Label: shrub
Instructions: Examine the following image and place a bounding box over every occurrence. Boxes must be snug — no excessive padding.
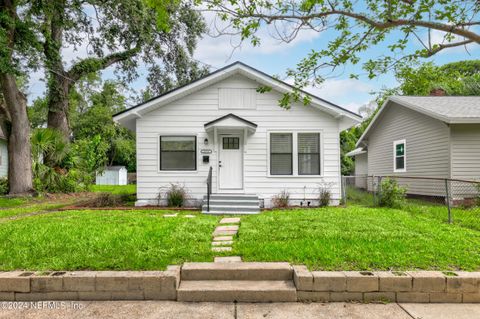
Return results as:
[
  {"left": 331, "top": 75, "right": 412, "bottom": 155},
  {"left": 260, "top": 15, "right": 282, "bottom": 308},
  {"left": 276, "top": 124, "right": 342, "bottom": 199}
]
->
[
  {"left": 85, "top": 192, "right": 134, "bottom": 207},
  {"left": 378, "top": 178, "right": 407, "bottom": 208},
  {"left": 319, "top": 187, "right": 331, "bottom": 207},
  {"left": 0, "top": 178, "right": 8, "bottom": 195},
  {"left": 476, "top": 184, "right": 480, "bottom": 207},
  {"left": 272, "top": 190, "right": 290, "bottom": 208},
  {"left": 158, "top": 183, "right": 189, "bottom": 207},
  {"left": 86, "top": 193, "right": 123, "bottom": 207}
]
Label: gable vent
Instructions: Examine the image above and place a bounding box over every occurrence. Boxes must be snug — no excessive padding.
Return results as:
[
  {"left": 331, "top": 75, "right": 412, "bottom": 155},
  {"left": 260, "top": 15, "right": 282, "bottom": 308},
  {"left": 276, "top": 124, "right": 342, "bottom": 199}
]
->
[{"left": 219, "top": 88, "right": 257, "bottom": 110}]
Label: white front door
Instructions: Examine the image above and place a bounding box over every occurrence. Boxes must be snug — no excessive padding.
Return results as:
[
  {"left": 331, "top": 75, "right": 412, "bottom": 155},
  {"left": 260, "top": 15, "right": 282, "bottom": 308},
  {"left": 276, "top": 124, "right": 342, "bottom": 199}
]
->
[{"left": 219, "top": 134, "right": 243, "bottom": 190}]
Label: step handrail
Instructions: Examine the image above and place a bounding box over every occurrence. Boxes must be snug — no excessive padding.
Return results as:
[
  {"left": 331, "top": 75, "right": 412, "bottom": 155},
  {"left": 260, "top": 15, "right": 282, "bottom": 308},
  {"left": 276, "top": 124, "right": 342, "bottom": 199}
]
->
[{"left": 206, "top": 166, "right": 213, "bottom": 212}]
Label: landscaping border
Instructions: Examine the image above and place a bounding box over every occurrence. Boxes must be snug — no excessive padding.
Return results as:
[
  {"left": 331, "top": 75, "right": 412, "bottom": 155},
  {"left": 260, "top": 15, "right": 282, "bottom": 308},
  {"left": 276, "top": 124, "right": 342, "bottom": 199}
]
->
[
  {"left": 293, "top": 266, "right": 480, "bottom": 303},
  {"left": 0, "top": 265, "right": 479, "bottom": 303},
  {"left": 0, "top": 267, "right": 180, "bottom": 301}
]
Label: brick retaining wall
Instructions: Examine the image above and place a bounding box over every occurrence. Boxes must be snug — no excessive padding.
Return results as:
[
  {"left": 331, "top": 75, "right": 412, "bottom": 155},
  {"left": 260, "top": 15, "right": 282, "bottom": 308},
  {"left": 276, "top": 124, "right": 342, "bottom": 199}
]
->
[
  {"left": 293, "top": 266, "right": 480, "bottom": 303},
  {"left": 0, "top": 266, "right": 180, "bottom": 301}
]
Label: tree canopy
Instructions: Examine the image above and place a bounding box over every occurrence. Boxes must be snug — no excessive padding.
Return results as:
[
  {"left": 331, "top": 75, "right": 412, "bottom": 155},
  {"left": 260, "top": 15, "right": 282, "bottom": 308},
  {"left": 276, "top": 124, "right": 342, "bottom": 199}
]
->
[{"left": 203, "top": 0, "right": 479, "bottom": 103}]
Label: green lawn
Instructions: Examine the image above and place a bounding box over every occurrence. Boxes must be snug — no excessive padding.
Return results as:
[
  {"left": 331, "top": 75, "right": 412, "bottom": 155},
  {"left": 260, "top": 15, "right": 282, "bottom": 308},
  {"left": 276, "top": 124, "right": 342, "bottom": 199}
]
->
[
  {"left": 0, "top": 197, "right": 30, "bottom": 208},
  {"left": 235, "top": 207, "right": 480, "bottom": 271},
  {"left": 90, "top": 185, "right": 136, "bottom": 195},
  {"left": 0, "top": 210, "right": 217, "bottom": 271},
  {"left": 0, "top": 187, "right": 479, "bottom": 271},
  {"left": 346, "top": 186, "right": 480, "bottom": 232}
]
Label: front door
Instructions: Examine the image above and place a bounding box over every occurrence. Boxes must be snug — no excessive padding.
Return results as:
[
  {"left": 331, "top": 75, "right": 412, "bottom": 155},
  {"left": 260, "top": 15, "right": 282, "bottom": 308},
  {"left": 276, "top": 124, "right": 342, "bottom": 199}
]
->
[{"left": 219, "top": 134, "right": 243, "bottom": 190}]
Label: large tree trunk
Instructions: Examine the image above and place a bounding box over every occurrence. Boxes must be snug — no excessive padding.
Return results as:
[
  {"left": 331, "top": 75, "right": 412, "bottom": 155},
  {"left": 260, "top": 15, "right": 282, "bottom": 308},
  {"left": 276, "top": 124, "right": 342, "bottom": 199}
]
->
[
  {"left": 0, "top": 75, "right": 34, "bottom": 195},
  {"left": 47, "top": 74, "right": 71, "bottom": 139}
]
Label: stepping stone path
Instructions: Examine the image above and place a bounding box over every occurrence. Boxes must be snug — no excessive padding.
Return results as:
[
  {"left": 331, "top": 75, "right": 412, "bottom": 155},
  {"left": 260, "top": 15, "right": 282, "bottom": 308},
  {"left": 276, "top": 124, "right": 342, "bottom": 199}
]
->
[
  {"left": 214, "top": 256, "right": 242, "bottom": 263},
  {"left": 163, "top": 213, "right": 178, "bottom": 218},
  {"left": 211, "top": 217, "right": 242, "bottom": 261}
]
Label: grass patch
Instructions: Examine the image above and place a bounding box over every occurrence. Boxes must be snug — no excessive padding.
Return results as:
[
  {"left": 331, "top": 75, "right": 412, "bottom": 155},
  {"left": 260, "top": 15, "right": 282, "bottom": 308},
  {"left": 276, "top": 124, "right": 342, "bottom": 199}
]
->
[
  {"left": 347, "top": 187, "right": 480, "bottom": 231},
  {"left": 0, "top": 197, "right": 29, "bottom": 209},
  {"left": 0, "top": 202, "right": 75, "bottom": 219},
  {"left": 0, "top": 210, "right": 217, "bottom": 270},
  {"left": 235, "top": 207, "right": 480, "bottom": 271},
  {"left": 90, "top": 185, "right": 136, "bottom": 195}
]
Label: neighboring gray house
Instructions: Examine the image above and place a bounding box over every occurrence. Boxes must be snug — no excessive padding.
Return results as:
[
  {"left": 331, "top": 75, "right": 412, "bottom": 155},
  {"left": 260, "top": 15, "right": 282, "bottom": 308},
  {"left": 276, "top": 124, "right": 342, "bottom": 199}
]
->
[
  {"left": 0, "top": 127, "right": 7, "bottom": 178},
  {"left": 348, "top": 96, "right": 480, "bottom": 198}
]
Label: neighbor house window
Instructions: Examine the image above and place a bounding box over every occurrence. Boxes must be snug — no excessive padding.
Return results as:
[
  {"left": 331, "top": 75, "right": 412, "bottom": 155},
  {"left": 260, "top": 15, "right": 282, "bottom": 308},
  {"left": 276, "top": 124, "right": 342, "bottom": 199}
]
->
[
  {"left": 270, "top": 133, "right": 293, "bottom": 175},
  {"left": 393, "top": 139, "right": 406, "bottom": 172},
  {"left": 298, "top": 133, "right": 320, "bottom": 175},
  {"left": 160, "top": 136, "right": 196, "bottom": 170}
]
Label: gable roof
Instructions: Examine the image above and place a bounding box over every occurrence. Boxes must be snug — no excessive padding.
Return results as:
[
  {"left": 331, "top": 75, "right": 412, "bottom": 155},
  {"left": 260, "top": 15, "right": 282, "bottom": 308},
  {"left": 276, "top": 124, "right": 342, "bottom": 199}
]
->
[
  {"left": 356, "top": 96, "right": 480, "bottom": 147},
  {"left": 113, "top": 61, "right": 361, "bottom": 131},
  {"left": 204, "top": 113, "right": 257, "bottom": 128}
]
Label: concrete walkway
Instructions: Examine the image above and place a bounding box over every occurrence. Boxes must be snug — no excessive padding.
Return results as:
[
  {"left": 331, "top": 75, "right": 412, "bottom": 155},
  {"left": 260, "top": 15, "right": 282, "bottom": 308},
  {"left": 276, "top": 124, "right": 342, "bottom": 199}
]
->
[{"left": 1, "top": 301, "right": 480, "bottom": 319}]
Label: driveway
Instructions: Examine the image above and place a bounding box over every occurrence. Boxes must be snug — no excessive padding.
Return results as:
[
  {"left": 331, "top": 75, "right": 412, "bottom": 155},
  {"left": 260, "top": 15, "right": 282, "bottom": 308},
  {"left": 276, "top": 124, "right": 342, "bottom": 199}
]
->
[{"left": 1, "top": 301, "right": 480, "bottom": 319}]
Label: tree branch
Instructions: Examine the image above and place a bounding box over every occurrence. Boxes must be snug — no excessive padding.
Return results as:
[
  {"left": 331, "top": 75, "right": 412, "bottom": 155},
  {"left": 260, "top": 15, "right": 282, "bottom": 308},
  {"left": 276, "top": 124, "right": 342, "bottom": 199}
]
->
[
  {"left": 234, "top": 9, "right": 480, "bottom": 43},
  {"left": 67, "top": 45, "right": 142, "bottom": 82}
]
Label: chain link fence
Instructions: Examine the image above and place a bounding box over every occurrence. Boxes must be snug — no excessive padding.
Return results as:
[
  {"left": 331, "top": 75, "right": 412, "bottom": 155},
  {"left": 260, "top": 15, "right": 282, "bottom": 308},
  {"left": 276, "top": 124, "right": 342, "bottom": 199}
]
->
[{"left": 342, "top": 175, "right": 480, "bottom": 230}]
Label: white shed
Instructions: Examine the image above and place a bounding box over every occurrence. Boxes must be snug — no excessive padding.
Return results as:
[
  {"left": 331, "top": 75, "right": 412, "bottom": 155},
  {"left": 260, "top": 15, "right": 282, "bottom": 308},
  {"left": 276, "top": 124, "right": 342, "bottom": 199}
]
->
[{"left": 96, "top": 166, "right": 128, "bottom": 185}]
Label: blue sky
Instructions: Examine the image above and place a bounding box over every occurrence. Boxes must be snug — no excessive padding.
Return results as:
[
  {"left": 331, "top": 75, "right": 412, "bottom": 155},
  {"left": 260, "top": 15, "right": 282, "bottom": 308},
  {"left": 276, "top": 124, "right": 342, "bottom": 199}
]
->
[
  {"left": 187, "top": 13, "right": 479, "bottom": 113},
  {"left": 27, "top": 10, "right": 479, "bottom": 114}
]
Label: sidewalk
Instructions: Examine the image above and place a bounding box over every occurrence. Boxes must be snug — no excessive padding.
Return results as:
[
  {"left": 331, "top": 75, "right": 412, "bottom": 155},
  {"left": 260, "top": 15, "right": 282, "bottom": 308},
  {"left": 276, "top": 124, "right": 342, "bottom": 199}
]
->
[{"left": 1, "top": 301, "right": 480, "bottom": 319}]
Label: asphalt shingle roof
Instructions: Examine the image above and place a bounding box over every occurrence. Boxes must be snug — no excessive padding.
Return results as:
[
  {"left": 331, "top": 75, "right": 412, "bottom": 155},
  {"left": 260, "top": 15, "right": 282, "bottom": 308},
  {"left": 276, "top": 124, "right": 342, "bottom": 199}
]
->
[{"left": 390, "top": 96, "right": 480, "bottom": 121}]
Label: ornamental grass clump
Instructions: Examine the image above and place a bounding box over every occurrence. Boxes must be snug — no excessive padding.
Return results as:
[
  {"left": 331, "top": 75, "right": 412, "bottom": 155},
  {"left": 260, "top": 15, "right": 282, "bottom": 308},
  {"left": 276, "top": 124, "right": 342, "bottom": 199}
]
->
[
  {"left": 159, "top": 183, "right": 189, "bottom": 207},
  {"left": 272, "top": 190, "right": 290, "bottom": 208}
]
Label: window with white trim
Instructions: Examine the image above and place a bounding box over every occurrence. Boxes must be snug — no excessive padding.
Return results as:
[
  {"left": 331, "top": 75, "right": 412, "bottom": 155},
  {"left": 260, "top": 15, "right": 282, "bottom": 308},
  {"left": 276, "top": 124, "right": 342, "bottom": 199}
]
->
[
  {"left": 298, "top": 133, "right": 321, "bottom": 175},
  {"left": 269, "top": 132, "right": 322, "bottom": 176},
  {"left": 160, "top": 136, "right": 196, "bottom": 171},
  {"left": 270, "top": 133, "right": 293, "bottom": 175},
  {"left": 393, "top": 139, "right": 406, "bottom": 172}
]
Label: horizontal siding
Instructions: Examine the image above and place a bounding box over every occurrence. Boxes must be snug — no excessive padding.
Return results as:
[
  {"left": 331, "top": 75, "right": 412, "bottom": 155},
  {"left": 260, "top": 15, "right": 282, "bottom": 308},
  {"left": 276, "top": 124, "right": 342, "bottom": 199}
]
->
[
  {"left": 0, "top": 140, "right": 7, "bottom": 178},
  {"left": 366, "top": 102, "right": 450, "bottom": 196},
  {"left": 450, "top": 124, "right": 480, "bottom": 181},
  {"left": 136, "top": 74, "right": 341, "bottom": 206}
]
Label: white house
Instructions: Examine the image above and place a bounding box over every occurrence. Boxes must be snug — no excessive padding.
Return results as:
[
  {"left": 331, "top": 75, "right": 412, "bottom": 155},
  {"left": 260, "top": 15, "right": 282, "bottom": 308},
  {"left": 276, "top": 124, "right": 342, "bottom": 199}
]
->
[
  {"left": 96, "top": 166, "right": 128, "bottom": 185},
  {"left": 0, "top": 127, "right": 7, "bottom": 178},
  {"left": 114, "top": 62, "right": 361, "bottom": 213}
]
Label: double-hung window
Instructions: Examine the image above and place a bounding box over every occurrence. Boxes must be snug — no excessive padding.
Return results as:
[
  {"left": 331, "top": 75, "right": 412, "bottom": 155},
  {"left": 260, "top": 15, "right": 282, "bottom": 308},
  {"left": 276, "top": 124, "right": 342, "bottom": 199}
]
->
[
  {"left": 269, "top": 132, "right": 321, "bottom": 176},
  {"left": 270, "top": 133, "right": 293, "bottom": 175},
  {"left": 393, "top": 139, "right": 406, "bottom": 172},
  {"left": 159, "top": 136, "right": 196, "bottom": 171},
  {"left": 298, "top": 133, "right": 321, "bottom": 175}
]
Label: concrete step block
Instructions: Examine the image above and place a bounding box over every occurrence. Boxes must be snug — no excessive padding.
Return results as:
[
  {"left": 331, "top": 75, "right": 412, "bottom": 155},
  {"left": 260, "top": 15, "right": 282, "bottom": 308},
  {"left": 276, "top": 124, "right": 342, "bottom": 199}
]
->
[
  {"left": 181, "top": 262, "right": 292, "bottom": 281},
  {"left": 177, "top": 280, "right": 297, "bottom": 302}
]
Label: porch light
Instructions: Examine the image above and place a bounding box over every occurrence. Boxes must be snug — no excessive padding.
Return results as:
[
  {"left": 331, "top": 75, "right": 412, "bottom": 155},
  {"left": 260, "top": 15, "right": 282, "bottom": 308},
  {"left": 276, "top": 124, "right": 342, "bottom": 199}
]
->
[{"left": 204, "top": 138, "right": 209, "bottom": 145}]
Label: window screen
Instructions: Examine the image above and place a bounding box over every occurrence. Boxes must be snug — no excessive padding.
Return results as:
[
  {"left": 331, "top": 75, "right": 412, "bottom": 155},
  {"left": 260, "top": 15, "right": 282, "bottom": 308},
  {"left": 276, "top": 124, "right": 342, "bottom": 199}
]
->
[
  {"left": 298, "top": 133, "right": 320, "bottom": 175},
  {"left": 270, "top": 133, "right": 293, "bottom": 175},
  {"left": 160, "top": 136, "right": 196, "bottom": 170}
]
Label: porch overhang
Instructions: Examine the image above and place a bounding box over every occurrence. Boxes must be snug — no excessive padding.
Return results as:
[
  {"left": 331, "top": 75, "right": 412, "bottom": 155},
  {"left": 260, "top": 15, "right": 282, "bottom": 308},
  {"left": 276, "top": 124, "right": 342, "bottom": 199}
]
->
[{"left": 204, "top": 113, "right": 257, "bottom": 134}]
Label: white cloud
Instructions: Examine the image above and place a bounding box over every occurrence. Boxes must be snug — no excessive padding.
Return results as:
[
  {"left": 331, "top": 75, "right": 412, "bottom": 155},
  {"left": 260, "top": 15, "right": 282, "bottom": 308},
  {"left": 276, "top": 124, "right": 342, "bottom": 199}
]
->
[
  {"left": 194, "top": 11, "right": 321, "bottom": 66},
  {"left": 302, "top": 78, "right": 373, "bottom": 102},
  {"left": 421, "top": 29, "right": 477, "bottom": 54}
]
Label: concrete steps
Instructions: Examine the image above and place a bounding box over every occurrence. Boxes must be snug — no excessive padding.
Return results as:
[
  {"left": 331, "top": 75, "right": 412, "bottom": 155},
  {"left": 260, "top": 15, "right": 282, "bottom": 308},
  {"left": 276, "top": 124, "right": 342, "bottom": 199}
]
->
[
  {"left": 178, "top": 262, "right": 297, "bottom": 302},
  {"left": 202, "top": 194, "right": 260, "bottom": 215},
  {"left": 177, "top": 280, "right": 297, "bottom": 302}
]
